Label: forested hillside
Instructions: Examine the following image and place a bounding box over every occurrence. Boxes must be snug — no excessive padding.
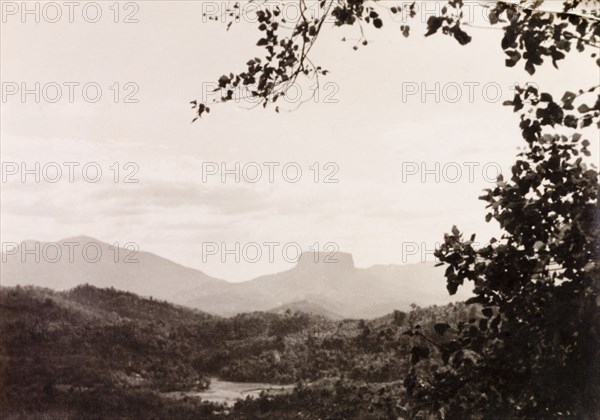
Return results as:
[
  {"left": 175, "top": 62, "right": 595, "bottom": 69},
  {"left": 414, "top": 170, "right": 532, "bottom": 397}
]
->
[{"left": 0, "top": 285, "right": 477, "bottom": 419}]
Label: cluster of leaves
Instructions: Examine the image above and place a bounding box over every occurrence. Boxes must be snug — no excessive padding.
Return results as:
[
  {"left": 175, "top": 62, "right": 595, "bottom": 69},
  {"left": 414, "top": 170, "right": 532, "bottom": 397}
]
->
[
  {"left": 192, "top": 0, "right": 418, "bottom": 118},
  {"left": 423, "top": 0, "right": 473, "bottom": 45},
  {"left": 428, "top": 0, "right": 600, "bottom": 74},
  {"left": 192, "top": 0, "right": 600, "bottom": 119},
  {"left": 506, "top": 84, "right": 600, "bottom": 143},
  {"left": 192, "top": 0, "right": 335, "bottom": 119},
  {"left": 400, "top": 3, "right": 599, "bottom": 417},
  {"left": 494, "top": 0, "right": 600, "bottom": 73}
]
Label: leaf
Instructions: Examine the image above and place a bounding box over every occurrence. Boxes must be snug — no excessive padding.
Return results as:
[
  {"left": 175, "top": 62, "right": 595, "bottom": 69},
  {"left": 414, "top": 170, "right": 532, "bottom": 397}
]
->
[
  {"left": 466, "top": 296, "right": 487, "bottom": 305},
  {"left": 489, "top": 10, "right": 499, "bottom": 24},
  {"left": 218, "top": 75, "right": 230, "bottom": 88},
  {"left": 401, "top": 25, "right": 410, "bottom": 38},
  {"left": 452, "top": 26, "right": 472, "bottom": 45},
  {"left": 426, "top": 16, "right": 444, "bottom": 36},
  {"left": 561, "top": 91, "right": 576, "bottom": 103},
  {"left": 501, "top": 29, "right": 517, "bottom": 50},
  {"left": 447, "top": 282, "right": 458, "bottom": 295},
  {"left": 525, "top": 60, "right": 536, "bottom": 75},
  {"left": 505, "top": 50, "right": 521, "bottom": 67},
  {"left": 551, "top": 48, "right": 565, "bottom": 68}
]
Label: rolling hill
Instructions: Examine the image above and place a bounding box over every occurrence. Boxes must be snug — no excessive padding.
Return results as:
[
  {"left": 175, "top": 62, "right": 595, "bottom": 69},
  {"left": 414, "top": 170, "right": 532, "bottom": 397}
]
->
[{"left": 268, "top": 300, "right": 344, "bottom": 320}]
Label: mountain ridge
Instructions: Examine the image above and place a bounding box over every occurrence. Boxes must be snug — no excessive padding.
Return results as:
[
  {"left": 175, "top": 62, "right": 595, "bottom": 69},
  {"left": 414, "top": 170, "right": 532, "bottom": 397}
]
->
[{"left": 1, "top": 236, "right": 473, "bottom": 318}]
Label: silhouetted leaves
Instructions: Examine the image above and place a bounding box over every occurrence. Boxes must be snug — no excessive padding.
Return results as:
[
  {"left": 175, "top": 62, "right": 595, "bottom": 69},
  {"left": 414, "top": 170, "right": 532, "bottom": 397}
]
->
[
  {"left": 192, "top": 0, "right": 600, "bottom": 119},
  {"left": 426, "top": 16, "right": 445, "bottom": 36}
]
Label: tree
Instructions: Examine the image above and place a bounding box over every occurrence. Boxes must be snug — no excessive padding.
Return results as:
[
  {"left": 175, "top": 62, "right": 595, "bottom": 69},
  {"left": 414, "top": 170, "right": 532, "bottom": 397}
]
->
[
  {"left": 404, "top": 86, "right": 600, "bottom": 417},
  {"left": 191, "top": 0, "right": 599, "bottom": 118},
  {"left": 195, "top": 0, "right": 600, "bottom": 418}
]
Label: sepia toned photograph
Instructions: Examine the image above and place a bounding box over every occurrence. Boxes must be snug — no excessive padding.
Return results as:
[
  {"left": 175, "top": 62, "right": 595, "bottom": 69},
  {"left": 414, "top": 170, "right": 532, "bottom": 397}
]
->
[{"left": 1, "top": 0, "right": 599, "bottom": 418}]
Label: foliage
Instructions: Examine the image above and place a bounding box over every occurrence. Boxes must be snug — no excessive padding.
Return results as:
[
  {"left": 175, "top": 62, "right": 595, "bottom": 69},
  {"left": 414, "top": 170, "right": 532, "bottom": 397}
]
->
[
  {"left": 402, "top": 84, "right": 600, "bottom": 417},
  {"left": 416, "top": 3, "right": 598, "bottom": 418},
  {"left": 190, "top": 0, "right": 600, "bottom": 418},
  {"left": 191, "top": 0, "right": 600, "bottom": 118},
  {"left": 1, "top": 284, "right": 469, "bottom": 419}
]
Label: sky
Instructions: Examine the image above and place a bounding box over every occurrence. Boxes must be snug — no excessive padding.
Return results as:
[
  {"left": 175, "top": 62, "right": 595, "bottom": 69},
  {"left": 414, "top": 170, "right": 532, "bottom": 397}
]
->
[{"left": 1, "top": 0, "right": 598, "bottom": 281}]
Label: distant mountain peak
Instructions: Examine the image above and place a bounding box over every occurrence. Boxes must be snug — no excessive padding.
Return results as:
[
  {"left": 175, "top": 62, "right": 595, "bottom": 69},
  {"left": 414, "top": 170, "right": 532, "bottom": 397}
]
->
[
  {"left": 4, "top": 236, "right": 474, "bottom": 319},
  {"left": 295, "top": 251, "right": 355, "bottom": 271},
  {"left": 1, "top": 236, "right": 223, "bottom": 302}
]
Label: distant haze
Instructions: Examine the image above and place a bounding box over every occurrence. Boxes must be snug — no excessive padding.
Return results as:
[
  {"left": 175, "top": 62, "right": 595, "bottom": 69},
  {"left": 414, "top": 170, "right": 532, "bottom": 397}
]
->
[
  {"left": 2, "top": 2, "right": 597, "bottom": 281},
  {"left": 1, "top": 237, "right": 472, "bottom": 319}
]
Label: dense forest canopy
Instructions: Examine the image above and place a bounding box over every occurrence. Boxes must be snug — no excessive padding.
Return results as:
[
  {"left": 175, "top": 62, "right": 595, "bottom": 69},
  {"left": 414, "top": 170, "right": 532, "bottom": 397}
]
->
[{"left": 1, "top": 284, "right": 474, "bottom": 419}]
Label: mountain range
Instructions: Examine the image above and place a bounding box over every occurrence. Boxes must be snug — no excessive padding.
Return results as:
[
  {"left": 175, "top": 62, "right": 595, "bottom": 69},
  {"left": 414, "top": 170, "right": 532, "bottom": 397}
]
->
[{"left": 0, "top": 236, "right": 473, "bottom": 318}]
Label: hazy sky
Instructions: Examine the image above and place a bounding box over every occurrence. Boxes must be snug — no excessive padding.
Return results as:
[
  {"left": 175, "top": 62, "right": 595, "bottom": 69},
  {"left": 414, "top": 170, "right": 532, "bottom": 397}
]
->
[{"left": 1, "top": 1, "right": 598, "bottom": 281}]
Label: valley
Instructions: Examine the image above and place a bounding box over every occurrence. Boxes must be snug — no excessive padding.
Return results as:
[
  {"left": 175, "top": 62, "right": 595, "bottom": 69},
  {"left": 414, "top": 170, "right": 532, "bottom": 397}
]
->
[{"left": 0, "top": 283, "right": 475, "bottom": 419}]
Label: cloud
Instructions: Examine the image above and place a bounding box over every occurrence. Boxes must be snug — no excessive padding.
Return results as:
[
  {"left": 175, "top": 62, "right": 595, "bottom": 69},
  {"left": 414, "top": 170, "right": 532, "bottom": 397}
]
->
[{"left": 91, "top": 181, "right": 272, "bottom": 215}]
